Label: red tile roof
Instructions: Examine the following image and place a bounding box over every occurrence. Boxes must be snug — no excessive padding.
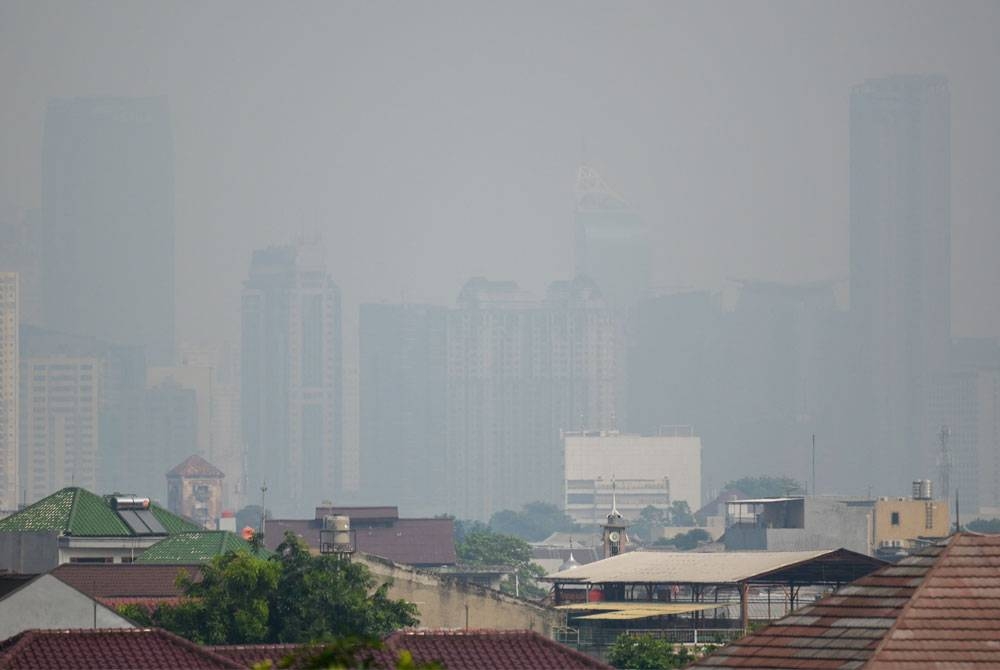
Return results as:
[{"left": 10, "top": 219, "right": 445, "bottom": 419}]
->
[
  {"left": 690, "top": 532, "right": 1000, "bottom": 669},
  {"left": 167, "top": 454, "right": 224, "bottom": 478},
  {"left": 265, "top": 517, "right": 457, "bottom": 566},
  {"left": 214, "top": 630, "right": 611, "bottom": 670},
  {"left": 50, "top": 563, "right": 200, "bottom": 599},
  {"left": 378, "top": 630, "right": 612, "bottom": 669},
  {"left": 0, "top": 628, "right": 242, "bottom": 669}
]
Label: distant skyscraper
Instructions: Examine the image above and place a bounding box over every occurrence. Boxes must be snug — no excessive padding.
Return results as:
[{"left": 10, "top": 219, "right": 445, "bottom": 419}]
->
[
  {"left": 445, "top": 277, "right": 618, "bottom": 519},
  {"left": 0, "top": 273, "right": 19, "bottom": 509},
  {"left": 850, "top": 75, "right": 951, "bottom": 492},
  {"left": 241, "top": 243, "right": 342, "bottom": 515},
  {"left": 41, "top": 97, "right": 175, "bottom": 364},
  {"left": 359, "top": 303, "right": 447, "bottom": 515},
  {"left": 18, "top": 326, "right": 146, "bottom": 503},
  {"left": 19, "top": 355, "right": 101, "bottom": 501},
  {"left": 0, "top": 212, "right": 42, "bottom": 326},
  {"left": 574, "top": 165, "right": 650, "bottom": 310}
]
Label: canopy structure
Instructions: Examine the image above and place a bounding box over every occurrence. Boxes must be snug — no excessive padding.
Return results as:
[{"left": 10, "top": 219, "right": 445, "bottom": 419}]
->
[
  {"left": 547, "top": 548, "right": 886, "bottom": 629},
  {"left": 557, "top": 602, "right": 725, "bottom": 621}
]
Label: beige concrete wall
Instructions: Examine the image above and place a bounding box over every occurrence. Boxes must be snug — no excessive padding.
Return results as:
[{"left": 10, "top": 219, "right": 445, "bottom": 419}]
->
[
  {"left": 873, "top": 498, "right": 949, "bottom": 548},
  {"left": 358, "top": 554, "right": 561, "bottom": 634}
]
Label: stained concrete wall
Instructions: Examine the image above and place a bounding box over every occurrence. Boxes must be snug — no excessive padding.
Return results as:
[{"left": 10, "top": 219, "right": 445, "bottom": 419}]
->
[
  {"left": 0, "top": 574, "right": 134, "bottom": 639},
  {"left": 358, "top": 554, "right": 561, "bottom": 634},
  {"left": 0, "top": 531, "right": 59, "bottom": 573}
]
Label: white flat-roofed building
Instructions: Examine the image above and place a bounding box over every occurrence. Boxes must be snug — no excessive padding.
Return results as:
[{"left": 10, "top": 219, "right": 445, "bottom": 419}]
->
[{"left": 564, "top": 429, "right": 701, "bottom": 525}]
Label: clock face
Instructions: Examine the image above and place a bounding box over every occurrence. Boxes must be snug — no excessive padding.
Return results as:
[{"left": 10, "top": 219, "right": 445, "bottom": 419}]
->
[{"left": 608, "top": 531, "right": 620, "bottom": 542}]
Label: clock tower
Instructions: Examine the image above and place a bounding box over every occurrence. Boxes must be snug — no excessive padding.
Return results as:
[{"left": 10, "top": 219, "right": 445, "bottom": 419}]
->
[{"left": 600, "top": 482, "right": 629, "bottom": 558}]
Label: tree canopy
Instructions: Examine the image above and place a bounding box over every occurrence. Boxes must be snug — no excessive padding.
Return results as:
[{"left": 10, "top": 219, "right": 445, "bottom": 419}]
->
[
  {"left": 723, "top": 475, "right": 804, "bottom": 498},
  {"left": 967, "top": 518, "right": 1000, "bottom": 533},
  {"left": 607, "top": 634, "right": 699, "bottom": 669},
  {"left": 488, "top": 501, "right": 580, "bottom": 542},
  {"left": 456, "top": 527, "right": 548, "bottom": 599},
  {"left": 120, "top": 532, "right": 418, "bottom": 646}
]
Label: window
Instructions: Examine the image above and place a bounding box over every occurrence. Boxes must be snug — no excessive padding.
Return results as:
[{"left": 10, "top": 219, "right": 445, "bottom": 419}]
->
[
  {"left": 69, "top": 556, "right": 113, "bottom": 564},
  {"left": 891, "top": 512, "right": 900, "bottom": 526}
]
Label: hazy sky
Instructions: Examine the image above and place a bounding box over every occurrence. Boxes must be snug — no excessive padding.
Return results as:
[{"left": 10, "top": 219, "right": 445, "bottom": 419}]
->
[{"left": 2, "top": 0, "right": 998, "bottom": 347}]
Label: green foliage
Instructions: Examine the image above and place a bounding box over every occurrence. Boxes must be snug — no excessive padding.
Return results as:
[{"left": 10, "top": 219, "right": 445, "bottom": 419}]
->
[
  {"left": 723, "top": 476, "right": 804, "bottom": 498},
  {"left": 653, "top": 528, "right": 712, "bottom": 550},
  {"left": 259, "top": 637, "right": 442, "bottom": 670},
  {"left": 129, "top": 532, "right": 418, "bottom": 645},
  {"left": 607, "top": 634, "right": 697, "bottom": 669},
  {"left": 456, "top": 528, "right": 548, "bottom": 599},
  {"left": 967, "top": 518, "right": 1000, "bottom": 533},
  {"left": 630, "top": 506, "right": 668, "bottom": 542},
  {"left": 669, "top": 501, "right": 695, "bottom": 526},
  {"left": 453, "top": 518, "right": 489, "bottom": 546},
  {"left": 488, "top": 501, "right": 579, "bottom": 541}
]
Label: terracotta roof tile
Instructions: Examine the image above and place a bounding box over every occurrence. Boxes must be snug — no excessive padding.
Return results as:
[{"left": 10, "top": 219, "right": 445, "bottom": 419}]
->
[
  {"left": 0, "top": 628, "right": 242, "bottom": 669},
  {"left": 167, "top": 454, "right": 225, "bottom": 479},
  {"left": 689, "top": 533, "right": 1000, "bottom": 669}
]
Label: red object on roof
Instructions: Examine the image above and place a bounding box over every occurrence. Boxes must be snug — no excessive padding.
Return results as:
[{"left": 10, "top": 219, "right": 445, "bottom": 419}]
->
[
  {"left": 50, "top": 564, "right": 200, "bottom": 599},
  {"left": 265, "top": 516, "right": 457, "bottom": 566},
  {"left": 166, "top": 454, "right": 225, "bottom": 479},
  {"left": 0, "top": 628, "right": 242, "bottom": 669},
  {"left": 690, "top": 532, "right": 1000, "bottom": 669},
  {"left": 213, "top": 630, "right": 611, "bottom": 670}
]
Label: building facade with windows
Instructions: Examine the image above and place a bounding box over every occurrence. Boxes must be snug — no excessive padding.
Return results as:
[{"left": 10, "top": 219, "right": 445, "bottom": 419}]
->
[{"left": 0, "top": 273, "right": 18, "bottom": 511}]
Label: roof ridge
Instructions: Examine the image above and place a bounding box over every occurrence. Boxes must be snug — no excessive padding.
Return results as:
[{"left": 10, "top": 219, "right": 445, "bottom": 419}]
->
[
  {"left": 64, "top": 487, "right": 84, "bottom": 535},
  {"left": 863, "top": 532, "right": 960, "bottom": 668}
]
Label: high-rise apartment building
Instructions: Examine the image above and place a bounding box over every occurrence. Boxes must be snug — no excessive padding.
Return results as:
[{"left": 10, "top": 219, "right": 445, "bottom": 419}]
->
[
  {"left": 0, "top": 273, "right": 18, "bottom": 510},
  {"left": 241, "top": 243, "right": 342, "bottom": 515},
  {"left": 850, "top": 75, "right": 951, "bottom": 492},
  {"left": 445, "top": 277, "right": 618, "bottom": 519},
  {"left": 574, "top": 165, "right": 650, "bottom": 311},
  {"left": 41, "top": 97, "right": 174, "bottom": 364},
  {"left": 359, "top": 303, "right": 447, "bottom": 515},
  {"left": 19, "top": 356, "right": 101, "bottom": 501},
  {"left": 0, "top": 214, "right": 41, "bottom": 326}
]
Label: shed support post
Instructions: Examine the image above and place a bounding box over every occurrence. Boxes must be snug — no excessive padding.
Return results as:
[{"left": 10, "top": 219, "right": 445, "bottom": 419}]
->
[{"left": 739, "top": 582, "right": 749, "bottom": 632}]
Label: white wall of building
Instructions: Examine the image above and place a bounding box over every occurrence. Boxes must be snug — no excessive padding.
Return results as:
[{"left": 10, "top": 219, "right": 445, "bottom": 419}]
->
[
  {"left": 0, "top": 575, "right": 134, "bottom": 639},
  {"left": 564, "top": 432, "right": 702, "bottom": 510}
]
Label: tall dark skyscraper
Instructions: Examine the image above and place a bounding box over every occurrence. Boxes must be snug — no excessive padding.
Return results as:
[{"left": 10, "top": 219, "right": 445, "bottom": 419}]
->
[
  {"left": 241, "top": 243, "right": 342, "bottom": 515},
  {"left": 359, "top": 303, "right": 447, "bottom": 516},
  {"left": 574, "top": 165, "right": 650, "bottom": 311},
  {"left": 850, "top": 75, "right": 951, "bottom": 492},
  {"left": 41, "top": 97, "right": 175, "bottom": 365}
]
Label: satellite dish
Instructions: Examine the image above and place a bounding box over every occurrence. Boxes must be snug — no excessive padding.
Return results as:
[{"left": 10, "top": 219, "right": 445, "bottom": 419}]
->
[{"left": 609, "top": 531, "right": 620, "bottom": 543}]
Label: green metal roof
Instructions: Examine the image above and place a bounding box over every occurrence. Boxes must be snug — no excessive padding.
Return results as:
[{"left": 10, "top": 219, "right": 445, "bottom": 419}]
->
[
  {"left": 136, "top": 531, "right": 267, "bottom": 565},
  {"left": 0, "top": 487, "right": 201, "bottom": 537}
]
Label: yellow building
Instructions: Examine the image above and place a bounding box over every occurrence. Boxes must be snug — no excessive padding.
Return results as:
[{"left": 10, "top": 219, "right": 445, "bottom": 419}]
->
[
  {"left": 872, "top": 488, "right": 950, "bottom": 553},
  {"left": 0, "top": 272, "right": 18, "bottom": 511}
]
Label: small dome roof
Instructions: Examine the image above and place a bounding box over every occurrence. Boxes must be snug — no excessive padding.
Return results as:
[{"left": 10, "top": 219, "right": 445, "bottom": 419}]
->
[{"left": 558, "top": 551, "right": 580, "bottom": 572}]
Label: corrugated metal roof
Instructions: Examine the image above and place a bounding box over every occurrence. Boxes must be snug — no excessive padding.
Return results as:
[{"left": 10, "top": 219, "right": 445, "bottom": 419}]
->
[
  {"left": 547, "top": 548, "right": 845, "bottom": 584},
  {"left": 689, "top": 533, "right": 1000, "bottom": 669},
  {"left": 556, "top": 602, "right": 723, "bottom": 614}
]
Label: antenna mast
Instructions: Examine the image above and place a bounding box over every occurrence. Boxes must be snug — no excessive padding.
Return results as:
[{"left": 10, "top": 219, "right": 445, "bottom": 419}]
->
[{"left": 938, "top": 426, "right": 951, "bottom": 502}]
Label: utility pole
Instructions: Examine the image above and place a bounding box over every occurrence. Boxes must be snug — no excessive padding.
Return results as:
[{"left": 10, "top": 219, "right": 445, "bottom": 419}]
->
[
  {"left": 260, "top": 481, "right": 268, "bottom": 539},
  {"left": 811, "top": 434, "right": 816, "bottom": 496}
]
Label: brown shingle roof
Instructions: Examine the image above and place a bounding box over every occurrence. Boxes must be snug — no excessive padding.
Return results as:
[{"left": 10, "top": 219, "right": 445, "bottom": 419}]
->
[
  {"left": 0, "top": 628, "right": 242, "bottom": 669},
  {"left": 265, "top": 517, "right": 457, "bottom": 566},
  {"left": 167, "top": 454, "right": 224, "bottom": 478},
  {"left": 50, "top": 563, "right": 200, "bottom": 598},
  {"left": 690, "top": 532, "right": 1000, "bottom": 669}
]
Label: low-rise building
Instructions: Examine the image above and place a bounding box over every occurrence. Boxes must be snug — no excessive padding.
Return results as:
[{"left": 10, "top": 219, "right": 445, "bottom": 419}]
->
[
  {"left": 166, "top": 455, "right": 225, "bottom": 529},
  {"left": 724, "top": 486, "right": 950, "bottom": 557},
  {"left": 0, "top": 574, "right": 135, "bottom": 639},
  {"left": 0, "top": 487, "right": 201, "bottom": 572}
]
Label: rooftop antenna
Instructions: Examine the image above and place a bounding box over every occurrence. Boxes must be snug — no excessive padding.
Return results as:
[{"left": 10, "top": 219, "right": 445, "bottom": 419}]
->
[
  {"left": 938, "top": 425, "right": 952, "bottom": 502},
  {"left": 811, "top": 434, "right": 816, "bottom": 496},
  {"left": 955, "top": 488, "right": 961, "bottom": 534},
  {"left": 260, "top": 481, "right": 268, "bottom": 539}
]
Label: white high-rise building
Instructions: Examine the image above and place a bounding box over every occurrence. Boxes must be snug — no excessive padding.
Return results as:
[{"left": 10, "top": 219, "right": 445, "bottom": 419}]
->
[
  {"left": 0, "top": 273, "right": 18, "bottom": 510},
  {"left": 563, "top": 429, "right": 702, "bottom": 526}
]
